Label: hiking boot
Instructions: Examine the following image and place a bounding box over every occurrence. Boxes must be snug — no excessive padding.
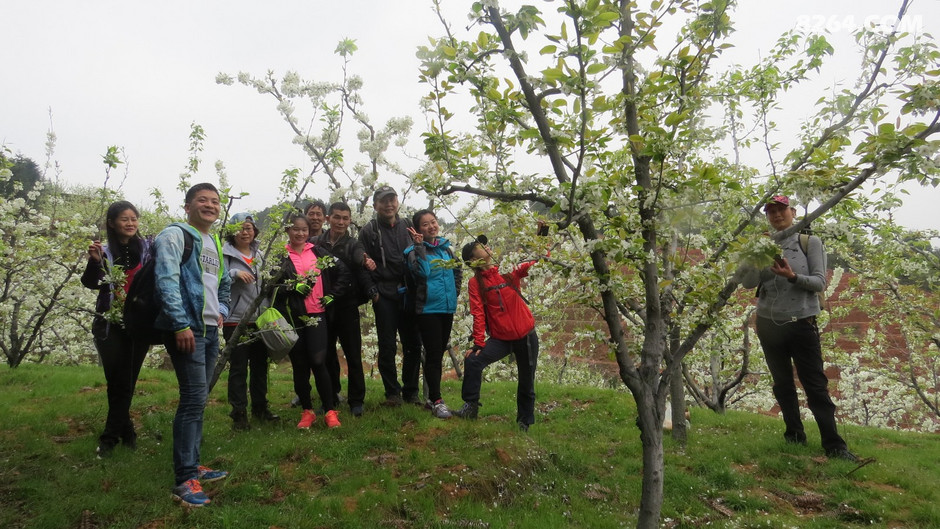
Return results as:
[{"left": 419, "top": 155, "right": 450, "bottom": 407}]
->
[
  {"left": 431, "top": 400, "right": 452, "bottom": 419},
  {"left": 325, "top": 409, "right": 341, "bottom": 429},
  {"left": 251, "top": 407, "right": 280, "bottom": 423},
  {"left": 517, "top": 421, "right": 530, "bottom": 433},
  {"left": 95, "top": 443, "right": 114, "bottom": 460},
  {"left": 230, "top": 409, "right": 250, "bottom": 431},
  {"left": 172, "top": 479, "right": 210, "bottom": 507},
  {"left": 197, "top": 465, "right": 229, "bottom": 483},
  {"left": 297, "top": 409, "right": 316, "bottom": 429},
  {"left": 383, "top": 394, "right": 404, "bottom": 407},
  {"left": 452, "top": 402, "right": 479, "bottom": 420},
  {"left": 826, "top": 448, "right": 860, "bottom": 463},
  {"left": 350, "top": 405, "right": 363, "bottom": 417}
]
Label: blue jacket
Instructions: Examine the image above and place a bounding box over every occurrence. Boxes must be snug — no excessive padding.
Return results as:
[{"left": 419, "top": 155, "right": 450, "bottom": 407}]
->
[
  {"left": 404, "top": 238, "right": 462, "bottom": 315},
  {"left": 154, "top": 222, "right": 231, "bottom": 335}
]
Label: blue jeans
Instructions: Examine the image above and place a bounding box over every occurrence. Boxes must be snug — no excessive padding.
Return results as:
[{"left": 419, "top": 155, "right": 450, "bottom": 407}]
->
[
  {"left": 461, "top": 331, "right": 539, "bottom": 426},
  {"left": 166, "top": 326, "right": 219, "bottom": 485}
]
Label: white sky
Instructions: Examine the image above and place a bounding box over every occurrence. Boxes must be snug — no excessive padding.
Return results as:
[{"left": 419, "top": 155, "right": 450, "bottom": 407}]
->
[{"left": 2, "top": 0, "right": 937, "bottom": 230}]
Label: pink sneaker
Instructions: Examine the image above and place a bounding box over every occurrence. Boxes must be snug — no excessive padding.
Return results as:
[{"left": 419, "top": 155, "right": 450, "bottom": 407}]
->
[
  {"left": 297, "top": 409, "right": 316, "bottom": 429},
  {"left": 324, "top": 409, "right": 341, "bottom": 429}
]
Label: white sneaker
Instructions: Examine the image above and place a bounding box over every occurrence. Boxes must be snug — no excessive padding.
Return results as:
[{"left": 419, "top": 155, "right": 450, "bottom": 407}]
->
[{"left": 431, "top": 400, "right": 452, "bottom": 419}]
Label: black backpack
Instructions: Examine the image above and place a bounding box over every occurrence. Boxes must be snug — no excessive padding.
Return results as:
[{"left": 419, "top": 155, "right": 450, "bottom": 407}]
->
[{"left": 123, "top": 226, "right": 195, "bottom": 345}]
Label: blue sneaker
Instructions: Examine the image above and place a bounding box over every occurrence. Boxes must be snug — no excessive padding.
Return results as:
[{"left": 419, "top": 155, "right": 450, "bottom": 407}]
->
[
  {"left": 197, "top": 465, "right": 229, "bottom": 483},
  {"left": 172, "top": 479, "right": 210, "bottom": 507}
]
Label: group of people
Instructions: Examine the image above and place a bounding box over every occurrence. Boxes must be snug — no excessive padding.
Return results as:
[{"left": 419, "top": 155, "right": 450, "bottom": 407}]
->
[
  {"left": 82, "top": 184, "right": 858, "bottom": 508},
  {"left": 82, "top": 183, "right": 544, "bottom": 507}
]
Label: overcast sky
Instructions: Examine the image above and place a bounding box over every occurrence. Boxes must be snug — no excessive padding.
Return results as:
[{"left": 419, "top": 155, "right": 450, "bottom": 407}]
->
[{"left": 2, "top": 0, "right": 937, "bottom": 230}]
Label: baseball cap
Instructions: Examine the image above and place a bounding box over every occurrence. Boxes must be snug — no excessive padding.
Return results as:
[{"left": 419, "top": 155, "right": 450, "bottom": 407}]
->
[
  {"left": 763, "top": 195, "right": 791, "bottom": 211},
  {"left": 372, "top": 186, "right": 397, "bottom": 202},
  {"left": 461, "top": 234, "right": 488, "bottom": 263}
]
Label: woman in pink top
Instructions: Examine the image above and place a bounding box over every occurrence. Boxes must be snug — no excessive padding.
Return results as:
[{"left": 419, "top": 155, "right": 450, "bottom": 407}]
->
[{"left": 274, "top": 215, "right": 352, "bottom": 430}]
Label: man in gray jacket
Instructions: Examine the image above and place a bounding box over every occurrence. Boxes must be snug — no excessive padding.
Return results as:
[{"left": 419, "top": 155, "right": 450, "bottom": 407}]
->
[{"left": 742, "top": 195, "right": 859, "bottom": 462}]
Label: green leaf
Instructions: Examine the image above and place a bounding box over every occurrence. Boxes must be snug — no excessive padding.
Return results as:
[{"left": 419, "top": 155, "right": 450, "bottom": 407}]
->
[
  {"left": 543, "top": 67, "right": 564, "bottom": 83},
  {"left": 586, "top": 62, "right": 607, "bottom": 75},
  {"left": 540, "top": 45, "right": 557, "bottom": 55}
]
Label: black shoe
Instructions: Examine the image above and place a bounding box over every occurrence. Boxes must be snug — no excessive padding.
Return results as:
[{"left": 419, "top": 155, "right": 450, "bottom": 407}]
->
[
  {"left": 403, "top": 394, "right": 425, "bottom": 407},
  {"left": 452, "top": 402, "right": 479, "bottom": 420},
  {"left": 517, "top": 421, "right": 529, "bottom": 432},
  {"left": 230, "top": 409, "right": 251, "bottom": 431},
  {"left": 95, "top": 444, "right": 114, "bottom": 459},
  {"left": 784, "top": 434, "right": 807, "bottom": 446},
  {"left": 350, "top": 405, "right": 363, "bottom": 417},
  {"left": 383, "top": 394, "right": 404, "bottom": 407},
  {"left": 252, "top": 407, "right": 280, "bottom": 423},
  {"left": 290, "top": 395, "right": 301, "bottom": 408},
  {"left": 826, "top": 448, "right": 860, "bottom": 463},
  {"left": 121, "top": 436, "right": 138, "bottom": 450}
]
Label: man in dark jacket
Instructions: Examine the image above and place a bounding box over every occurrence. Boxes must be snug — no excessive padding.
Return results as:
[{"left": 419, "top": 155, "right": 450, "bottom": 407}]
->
[
  {"left": 358, "top": 186, "right": 423, "bottom": 406},
  {"left": 316, "top": 201, "right": 378, "bottom": 416}
]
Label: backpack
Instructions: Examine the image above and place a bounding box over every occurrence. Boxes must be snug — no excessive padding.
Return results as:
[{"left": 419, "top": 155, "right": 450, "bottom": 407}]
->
[
  {"left": 797, "top": 233, "right": 828, "bottom": 310},
  {"left": 123, "top": 226, "right": 195, "bottom": 345}
]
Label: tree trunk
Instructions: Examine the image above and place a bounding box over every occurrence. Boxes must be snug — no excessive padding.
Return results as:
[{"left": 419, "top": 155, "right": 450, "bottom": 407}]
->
[
  {"left": 670, "top": 373, "right": 687, "bottom": 446},
  {"left": 636, "top": 390, "right": 665, "bottom": 529}
]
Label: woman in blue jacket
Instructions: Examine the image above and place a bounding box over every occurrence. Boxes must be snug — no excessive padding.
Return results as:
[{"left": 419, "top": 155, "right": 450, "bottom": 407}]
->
[
  {"left": 81, "top": 200, "right": 151, "bottom": 458},
  {"left": 405, "top": 210, "right": 462, "bottom": 419}
]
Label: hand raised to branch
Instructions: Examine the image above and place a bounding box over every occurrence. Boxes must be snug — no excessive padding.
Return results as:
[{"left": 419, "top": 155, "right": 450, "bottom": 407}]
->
[{"left": 88, "top": 240, "right": 104, "bottom": 263}]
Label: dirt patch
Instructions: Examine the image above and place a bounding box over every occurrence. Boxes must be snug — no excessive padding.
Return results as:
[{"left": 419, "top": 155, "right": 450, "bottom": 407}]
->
[
  {"left": 771, "top": 489, "right": 826, "bottom": 514},
  {"left": 731, "top": 463, "right": 759, "bottom": 474},
  {"left": 410, "top": 427, "right": 448, "bottom": 448}
]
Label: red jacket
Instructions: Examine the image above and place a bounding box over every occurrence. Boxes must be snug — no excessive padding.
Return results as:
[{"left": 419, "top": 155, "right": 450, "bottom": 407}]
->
[{"left": 468, "top": 261, "right": 536, "bottom": 347}]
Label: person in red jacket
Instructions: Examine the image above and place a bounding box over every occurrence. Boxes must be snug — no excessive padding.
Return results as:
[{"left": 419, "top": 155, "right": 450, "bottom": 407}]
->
[{"left": 452, "top": 221, "right": 547, "bottom": 431}]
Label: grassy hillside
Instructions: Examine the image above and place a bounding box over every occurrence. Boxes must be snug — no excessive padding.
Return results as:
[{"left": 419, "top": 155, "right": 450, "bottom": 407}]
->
[{"left": 0, "top": 364, "right": 937, "bottom": 528}]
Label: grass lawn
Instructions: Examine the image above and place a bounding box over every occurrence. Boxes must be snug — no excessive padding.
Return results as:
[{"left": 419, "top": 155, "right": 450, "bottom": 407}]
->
[{"left": 0, "top": 363, "right": 937, "bottom": 528}]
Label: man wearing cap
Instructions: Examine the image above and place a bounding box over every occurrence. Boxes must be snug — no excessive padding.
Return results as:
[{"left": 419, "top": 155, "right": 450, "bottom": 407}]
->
[
  {"left": 359, "top": 186, "right": 423, "bottom": 406},
  {"left": 741, "top": 195, "right": 859, "bottom": 462}
]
